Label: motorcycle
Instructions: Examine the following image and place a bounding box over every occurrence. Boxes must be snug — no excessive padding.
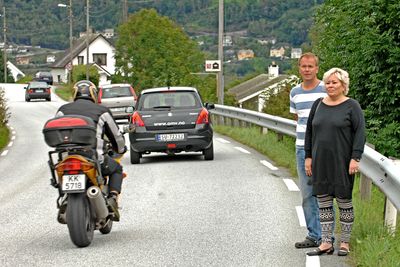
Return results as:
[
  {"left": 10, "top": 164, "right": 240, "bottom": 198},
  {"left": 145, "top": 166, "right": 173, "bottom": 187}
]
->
[{"left": 42, "top": 114, "right": 126, "bottom": 247}]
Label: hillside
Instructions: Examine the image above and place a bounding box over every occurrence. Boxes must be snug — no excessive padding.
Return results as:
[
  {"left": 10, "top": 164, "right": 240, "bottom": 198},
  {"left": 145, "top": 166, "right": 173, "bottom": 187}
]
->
[{"left": 3, "top": 0, "right": 323, "bottom": 50}]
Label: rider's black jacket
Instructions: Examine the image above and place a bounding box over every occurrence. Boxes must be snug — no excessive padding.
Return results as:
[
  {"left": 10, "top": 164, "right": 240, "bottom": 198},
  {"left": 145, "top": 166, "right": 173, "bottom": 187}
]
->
[{"left": 55, "top": 98, "right": 125, "bottom": 163}]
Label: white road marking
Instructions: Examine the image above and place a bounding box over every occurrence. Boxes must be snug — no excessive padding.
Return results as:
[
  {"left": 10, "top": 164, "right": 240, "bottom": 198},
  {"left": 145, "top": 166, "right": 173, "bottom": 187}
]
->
[
  {"left": 234, "top": 147, "right": 250, "bottom": 154},
  {"left": 295, "top": 206, "right": 307, "bottom": 227},
  {"left": 260, "top": 160, "right": 278, "bottom": 170},
  {"left": 10, "top": 126, "right": 14, "bottom": 130},
  {"left": 11, "top": 136, "right": 16, "bottom": 140},
  {"left": 215, "top": 137, "right": 230, "bottom": 144},
  {"left": 283, "top": 178, "right": 300, "bottom": 191},
  {"left": 306, "top": 255, "right": 320, "bottom": 267},
  {"left": 8, "top": 141, "right": 13, "bottom": 147},
  {"left": 12, "top": 131, "right": 16, "bottom": 135},
  {"left": 1, "top": 150, "right": 9, "bottom": 156}
]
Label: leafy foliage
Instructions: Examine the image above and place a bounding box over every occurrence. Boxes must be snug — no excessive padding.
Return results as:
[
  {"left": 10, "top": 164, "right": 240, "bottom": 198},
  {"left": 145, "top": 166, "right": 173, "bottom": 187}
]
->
[
  {"left": 71, "top": 65, "right": 99, "bottom": 86},
  {"left": 311, "top": 0, "right": 400, "bottom": 157},
  {"left": 114, "top": 9, "right": 219, "bottom": 103},
  {"left": 0, "top": 88, "right": 10, "bottom": 126}
]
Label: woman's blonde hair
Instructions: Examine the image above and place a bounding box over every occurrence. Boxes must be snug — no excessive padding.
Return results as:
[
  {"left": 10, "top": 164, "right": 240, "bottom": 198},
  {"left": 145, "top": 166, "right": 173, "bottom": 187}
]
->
[{"left": 323, "top": 68, "right": 350, "bottom": 95}]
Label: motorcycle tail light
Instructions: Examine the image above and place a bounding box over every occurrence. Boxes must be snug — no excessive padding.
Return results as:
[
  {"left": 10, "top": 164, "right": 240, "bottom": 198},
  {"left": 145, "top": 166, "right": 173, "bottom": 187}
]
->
[
  {"left": 195, "top": 108, "right": 209, "bottom": 124},
  {"left": 132, "top": 111, "right": 145, "bottom": 127},
  {"left": 56, "top": 158, "right": 94, "bottom": 172}
]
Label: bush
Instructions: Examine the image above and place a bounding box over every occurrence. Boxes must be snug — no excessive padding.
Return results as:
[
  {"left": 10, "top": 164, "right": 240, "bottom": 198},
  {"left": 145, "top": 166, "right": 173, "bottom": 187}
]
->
[
  {"left": 0, "top": 87, "right": 9, "bottom": 126},
  {"left": 71, "top": 65, "right": 100, "bottom": 86}
]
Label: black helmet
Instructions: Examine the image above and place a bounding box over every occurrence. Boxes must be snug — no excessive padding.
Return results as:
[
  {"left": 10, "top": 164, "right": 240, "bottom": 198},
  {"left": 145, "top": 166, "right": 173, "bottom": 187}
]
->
[{"left": 72, "top": 80, "right": 98, "bottom": 103}]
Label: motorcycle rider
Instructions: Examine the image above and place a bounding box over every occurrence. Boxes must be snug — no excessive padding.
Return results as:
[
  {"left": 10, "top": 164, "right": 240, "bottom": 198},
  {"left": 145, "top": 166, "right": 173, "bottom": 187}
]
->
[{"left": 55, "top": 80, "right": 126, "bottom": 220}]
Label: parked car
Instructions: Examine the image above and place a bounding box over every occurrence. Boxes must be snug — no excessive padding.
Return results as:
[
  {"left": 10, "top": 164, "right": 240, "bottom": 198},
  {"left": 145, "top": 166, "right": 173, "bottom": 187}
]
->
[
  {"left": 25, "top": 81, "right": 51, "bottom": 102},
  {"left": 128, "top": 86, "right": 214, "bottom": 164},
  {"left": 98, "top": 84, "right": 137, "bottom": 121},
  {"left": 35, "top": 71, "right": 53, "bottom": 85}
]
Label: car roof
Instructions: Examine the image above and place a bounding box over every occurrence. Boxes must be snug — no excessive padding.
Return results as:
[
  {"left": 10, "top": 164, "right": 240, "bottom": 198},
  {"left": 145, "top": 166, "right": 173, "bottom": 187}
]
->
[
  {"left": 101, "top": 83, "right": 132, "bottom": 88},
  {"left": 29, "top": 81, "right": 48, "bottom": 86},
  {"left": 141, "top": 87, "right": 198, "bottom": 94}
]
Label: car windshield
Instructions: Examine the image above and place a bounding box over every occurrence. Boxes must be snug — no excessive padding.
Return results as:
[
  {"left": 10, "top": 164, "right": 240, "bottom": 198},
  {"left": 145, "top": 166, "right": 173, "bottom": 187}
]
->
[
  {"left": 29, "top": 82, "right": 48, "bottom": 88},
  {"left": 102, "top": 86, "right": 132, "bottom": 98},
  {"left": 140, "top": 91, "right": 201, "bottom": 110}
]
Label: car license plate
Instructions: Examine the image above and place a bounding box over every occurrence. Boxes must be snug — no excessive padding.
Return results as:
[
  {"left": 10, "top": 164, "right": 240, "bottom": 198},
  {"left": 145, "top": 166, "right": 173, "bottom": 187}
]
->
[
  {"left": 36, "top": 89, "right": 43, "bottom": 93},
  {"left": 156, "top": 133, "right": 185, "bottom": 142},
  {"left": 62, "top": 174, "right": 86, "bottom": 192}
]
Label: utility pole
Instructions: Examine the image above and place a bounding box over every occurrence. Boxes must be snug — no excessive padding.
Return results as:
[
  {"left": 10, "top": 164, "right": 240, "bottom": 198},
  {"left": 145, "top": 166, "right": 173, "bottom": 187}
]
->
[
  {"left": 217, "top": 0, "right": 224, "bottom": 105},
  {"left": 3, "top": 7, "right": 7, "bottom": 83},
  {"left": 86, "top": 0, "right": 89, "bottom": 80},
  {"left": 123, "top": 0, "right": 128, "bottom": 22}
]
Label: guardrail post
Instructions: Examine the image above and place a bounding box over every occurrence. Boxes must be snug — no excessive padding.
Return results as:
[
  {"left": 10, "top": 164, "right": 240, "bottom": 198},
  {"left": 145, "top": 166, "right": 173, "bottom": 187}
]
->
[
  {"left": 359, "top": 143, "right": 374, "bottom": 200},
  {"left": 384, "top": 158, "right": 399, "bottom": 235}
]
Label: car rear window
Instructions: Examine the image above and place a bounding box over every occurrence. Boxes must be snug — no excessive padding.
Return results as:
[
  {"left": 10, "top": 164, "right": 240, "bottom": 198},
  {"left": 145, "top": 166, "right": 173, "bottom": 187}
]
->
[
  {"left": 140, "top": 91, "right": 201, "bottom": 110},
  {"left": 29, "top": 82, "right": 48, "bottom": 88},
  {"left": 102, "top": 86, "right": 133, "bottom": 98}
]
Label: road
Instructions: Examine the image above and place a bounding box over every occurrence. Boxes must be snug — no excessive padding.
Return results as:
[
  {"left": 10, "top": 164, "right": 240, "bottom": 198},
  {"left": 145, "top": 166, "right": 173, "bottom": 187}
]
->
[{"left": 0, "top": 84, "right": 349, "bottom": 266}]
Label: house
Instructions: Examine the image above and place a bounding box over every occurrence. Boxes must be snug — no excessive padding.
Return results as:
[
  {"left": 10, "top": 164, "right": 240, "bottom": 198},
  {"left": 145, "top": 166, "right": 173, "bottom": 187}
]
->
[
  {"left": 291, "top": 48, "right": 302, "bottom": 59},
  {"left": 223, "top": 35, "right": 233, "bottom": 46},
  {"left": 46, "top": 55, "right": 56, "bottom": 63},
  {"left": 51, "top": 33, "right": 116, "bottom": 85},
  {"left": 103, "top": 28, "right": 114, "bottom": 39},
  {"left": 7, "top": 61, "right": 25, "bottom": 81},
  {"left": 16, "top": 55, "right": 31, "bottom": 65},
  {"left": 270, "top": 47, "right": 285, "bottom": 58},
  {"left": 257, "top": 37, "right": 277, "bottom": 45},
  {"left": 228, "top": 63, "right": 297, "bottom": 112},
  {"left": 237, "top": 49, "right": 255, "bottom": 61}
]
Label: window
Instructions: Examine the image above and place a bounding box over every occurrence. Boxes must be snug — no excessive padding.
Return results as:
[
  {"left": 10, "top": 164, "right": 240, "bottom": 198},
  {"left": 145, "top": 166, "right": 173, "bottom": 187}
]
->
[
  {"left": 93, "top": 53, "right": 107, "bottom": 66},
  {"left": 77, "top": 56, "right": 84, "bottom": 65}
]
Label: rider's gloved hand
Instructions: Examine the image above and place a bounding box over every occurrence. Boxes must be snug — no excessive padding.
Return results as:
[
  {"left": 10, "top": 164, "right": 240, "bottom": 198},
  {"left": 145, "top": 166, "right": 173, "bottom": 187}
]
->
[{"left": 120, "top": 145, "right": 128, "bottom": 154}]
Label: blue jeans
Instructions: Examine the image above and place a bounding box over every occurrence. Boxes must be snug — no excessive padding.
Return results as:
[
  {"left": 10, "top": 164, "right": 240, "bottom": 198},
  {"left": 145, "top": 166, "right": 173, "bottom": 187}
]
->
[{"left": 296, "top": 147, "right": 321, "bottom": 242}]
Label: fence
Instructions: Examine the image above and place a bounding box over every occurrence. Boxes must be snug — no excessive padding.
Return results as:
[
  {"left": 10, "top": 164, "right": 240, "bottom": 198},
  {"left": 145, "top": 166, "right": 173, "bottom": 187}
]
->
[{"left": 211, "top": 104, "right": 400, "bottom": 229}]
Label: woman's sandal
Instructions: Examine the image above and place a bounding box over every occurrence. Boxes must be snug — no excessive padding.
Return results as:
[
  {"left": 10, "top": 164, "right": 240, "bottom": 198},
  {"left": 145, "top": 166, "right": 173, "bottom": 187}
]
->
[{"left": 338, "top": 247, "right": 350, "bottom": 256}]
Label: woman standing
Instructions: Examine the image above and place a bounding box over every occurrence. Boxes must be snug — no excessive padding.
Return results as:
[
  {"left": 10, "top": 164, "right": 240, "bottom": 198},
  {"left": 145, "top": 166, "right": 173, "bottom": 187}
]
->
[{"left": 304, "top": 68, "right": 365, "bottom": 256}]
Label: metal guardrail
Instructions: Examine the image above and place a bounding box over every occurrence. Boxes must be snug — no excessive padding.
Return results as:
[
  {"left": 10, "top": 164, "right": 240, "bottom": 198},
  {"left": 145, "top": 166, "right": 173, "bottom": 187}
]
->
[{"left": 211, "top": 104, "right": 400, "bottom": 211}]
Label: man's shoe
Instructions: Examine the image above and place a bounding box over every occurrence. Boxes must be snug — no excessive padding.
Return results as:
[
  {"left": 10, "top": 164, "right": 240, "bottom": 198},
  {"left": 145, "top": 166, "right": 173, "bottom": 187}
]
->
[
  {"left": 107, "top": 193, "right": 120, "bottom": 222},
  {"left": 295, "top": 237, "right": 319, "bottom": 248}
]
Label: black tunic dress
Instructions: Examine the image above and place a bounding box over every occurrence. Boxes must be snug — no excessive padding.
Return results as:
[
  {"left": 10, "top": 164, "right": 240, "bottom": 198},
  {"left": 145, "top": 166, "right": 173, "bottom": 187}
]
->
[{"left": 304, "top": 98, "right": 365, "bottom": 199}]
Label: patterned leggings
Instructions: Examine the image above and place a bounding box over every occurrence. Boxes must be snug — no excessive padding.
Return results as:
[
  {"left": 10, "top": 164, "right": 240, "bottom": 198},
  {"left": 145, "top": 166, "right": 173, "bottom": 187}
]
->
[{"left": 317, "top": 194, "right": 354, "bottom": 244}]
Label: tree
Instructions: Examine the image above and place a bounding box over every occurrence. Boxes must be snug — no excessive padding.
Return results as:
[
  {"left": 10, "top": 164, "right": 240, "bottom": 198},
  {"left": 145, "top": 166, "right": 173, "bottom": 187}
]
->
[
  {"left": 311, "top": 0, "right": 400, "bottom": 157},
  {"left": 0, "top": 52, "right": 15, "bottom": 83},
  {"left": 114, "top": 9, "right": 206, "bottom": 94}
]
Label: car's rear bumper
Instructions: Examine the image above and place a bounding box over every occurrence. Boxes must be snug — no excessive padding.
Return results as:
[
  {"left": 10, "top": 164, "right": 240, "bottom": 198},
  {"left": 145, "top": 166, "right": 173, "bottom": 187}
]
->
[
  {"left": 129, "top": 124, "right": 213, "bottom": 153},
  {"left": 26, "top": 93, "right": 51, "bottom": 99}
]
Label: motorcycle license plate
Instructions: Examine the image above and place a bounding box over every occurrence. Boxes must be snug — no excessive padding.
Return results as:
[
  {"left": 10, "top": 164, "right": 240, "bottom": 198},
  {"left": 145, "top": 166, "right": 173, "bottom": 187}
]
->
[{"left": 62, "top": 174, "right": 86, "bottom": 192}]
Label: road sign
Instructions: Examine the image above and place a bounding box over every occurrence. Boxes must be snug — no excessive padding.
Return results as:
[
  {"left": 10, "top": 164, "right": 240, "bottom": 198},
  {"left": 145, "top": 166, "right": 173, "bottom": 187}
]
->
[{"left": 205, "top": 60, "right": 221, "bottom": 72}]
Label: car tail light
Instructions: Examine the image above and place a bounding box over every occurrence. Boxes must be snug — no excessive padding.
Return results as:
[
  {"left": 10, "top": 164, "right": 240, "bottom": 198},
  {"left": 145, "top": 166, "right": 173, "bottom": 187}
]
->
[
  {"left": 195, "top": 108, "right": 209, "bottom": 124},
  {"left": 56, "top": 158, "right": 94, "bottom": 173},
  {"left": 29, "top": 89, "right": 34, "bottom": 93},
  {"left": 97, "top": 88, "right": 103, "bottom": 103},
  {"left": 131, "top": 111, "right": 145, "bottom": 127},
  {"left": 46, "top": 88, "right": 51, "bottom": 93}
]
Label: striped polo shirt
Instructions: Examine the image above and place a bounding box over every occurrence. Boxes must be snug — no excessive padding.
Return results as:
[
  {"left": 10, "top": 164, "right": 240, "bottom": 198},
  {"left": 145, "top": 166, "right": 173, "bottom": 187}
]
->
[{"left": 290, "top": 81, "right": 326, "bottom": 147}]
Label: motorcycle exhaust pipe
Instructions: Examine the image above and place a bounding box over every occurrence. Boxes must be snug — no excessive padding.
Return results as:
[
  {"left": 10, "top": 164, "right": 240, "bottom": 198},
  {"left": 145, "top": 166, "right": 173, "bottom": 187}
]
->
[{"left": 87, "top": 186, "right": 108, "bottom": 220}]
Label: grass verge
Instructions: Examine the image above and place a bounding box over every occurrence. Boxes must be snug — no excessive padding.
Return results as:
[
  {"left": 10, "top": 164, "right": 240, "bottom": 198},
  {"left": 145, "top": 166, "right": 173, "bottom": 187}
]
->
[
  {"left": 214, "top": 124, "right": 400, "bottom": 266},
  {"left": 0, "top": 125, "right": 10, "bottom": 152},
  {"left": 55, "top": 84, "right": 73, "bottom": 102}
]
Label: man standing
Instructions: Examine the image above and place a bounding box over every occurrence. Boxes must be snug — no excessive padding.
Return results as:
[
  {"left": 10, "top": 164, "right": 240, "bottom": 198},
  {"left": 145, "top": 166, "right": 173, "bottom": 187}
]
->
[{"left": 290, "top": 53, "right": 326, "bottom": 248}]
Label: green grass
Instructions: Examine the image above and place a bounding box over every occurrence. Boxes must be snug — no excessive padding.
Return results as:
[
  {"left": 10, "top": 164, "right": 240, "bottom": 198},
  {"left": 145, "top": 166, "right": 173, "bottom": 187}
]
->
[
  {"left": 0, "top": 125, "right": 10, "bottom": 151},
  {"left": 214, "top": 124, "right": 400, "bottom": 267},
  {"left": 55, "top": 84, "right": 73, "bottom": 102}
]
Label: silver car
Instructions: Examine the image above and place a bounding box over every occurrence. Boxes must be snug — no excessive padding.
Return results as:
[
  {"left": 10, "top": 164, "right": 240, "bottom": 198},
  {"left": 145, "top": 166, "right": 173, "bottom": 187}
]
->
[{"left": 98, "top": 84, "right": 137, "bottom": 121}]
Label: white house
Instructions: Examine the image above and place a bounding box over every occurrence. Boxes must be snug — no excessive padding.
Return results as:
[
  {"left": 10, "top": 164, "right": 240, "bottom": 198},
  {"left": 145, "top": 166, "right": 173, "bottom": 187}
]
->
[{"left": 51, "top": 34, "right": 115, "bottom": 85}]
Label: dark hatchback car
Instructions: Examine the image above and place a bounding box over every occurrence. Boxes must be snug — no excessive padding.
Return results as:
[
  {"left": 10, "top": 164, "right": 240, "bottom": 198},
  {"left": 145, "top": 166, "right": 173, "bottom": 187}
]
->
[
  {"left": 35, "top": 71, "right": 53, "bottom": 85},
  {"left": 128, "top": 87, "right": 214, "bottom": 164},
  {"left": 25, "top": 81, "right": 51, "bottom": 102}
]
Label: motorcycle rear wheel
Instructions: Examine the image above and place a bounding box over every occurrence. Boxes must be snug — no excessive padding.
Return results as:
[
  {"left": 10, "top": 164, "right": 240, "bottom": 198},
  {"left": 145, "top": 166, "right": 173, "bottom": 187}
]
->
[{"left": 66, "top": 193, "right": 95, "bottom": 247}]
